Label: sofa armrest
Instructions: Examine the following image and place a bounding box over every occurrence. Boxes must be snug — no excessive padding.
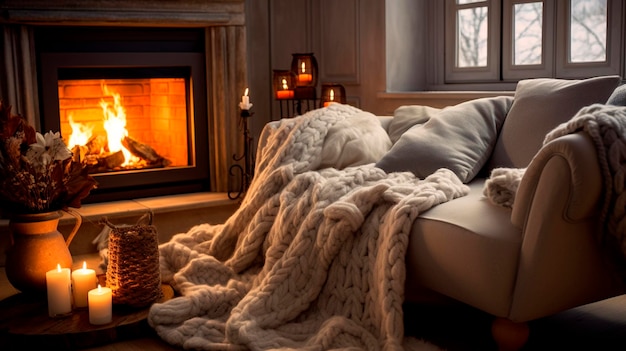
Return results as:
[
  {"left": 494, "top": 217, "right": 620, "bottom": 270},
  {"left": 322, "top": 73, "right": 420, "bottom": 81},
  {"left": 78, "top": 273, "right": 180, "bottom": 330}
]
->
[
  {"left": 508, "top": 132, "right": 623, "bottom": 321},
  {"left": 511, "top": 132, "right": 603, "bottom": 227}
]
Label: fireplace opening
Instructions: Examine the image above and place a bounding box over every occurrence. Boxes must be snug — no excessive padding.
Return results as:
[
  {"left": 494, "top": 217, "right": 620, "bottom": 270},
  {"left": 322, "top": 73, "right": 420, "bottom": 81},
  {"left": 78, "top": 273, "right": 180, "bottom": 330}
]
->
[
  {"left": 36, "top": 27, "right": 210, "bottom": 203},
  {"left": 58, "top": 71, "right": 190, "bottom": 174}
]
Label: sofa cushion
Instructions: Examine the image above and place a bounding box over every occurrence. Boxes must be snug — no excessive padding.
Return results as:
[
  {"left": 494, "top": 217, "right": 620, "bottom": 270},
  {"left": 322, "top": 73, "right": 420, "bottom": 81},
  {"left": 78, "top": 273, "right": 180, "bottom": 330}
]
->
[
  {"left": 486, "top": 75, "right": 621, "bottom": 170},
  {"left": 376, "top": 96, "right": 513, "bottom": 183},
  {"left": 405, "top": 181, "right": 522, "bottom": 316}
]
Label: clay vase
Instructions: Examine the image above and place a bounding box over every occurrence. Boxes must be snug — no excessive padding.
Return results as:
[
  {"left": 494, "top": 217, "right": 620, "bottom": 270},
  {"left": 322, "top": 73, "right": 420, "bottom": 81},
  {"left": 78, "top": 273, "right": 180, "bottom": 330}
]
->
[{"left": 5, "top": 210, "right": 82, "bottom": 294}]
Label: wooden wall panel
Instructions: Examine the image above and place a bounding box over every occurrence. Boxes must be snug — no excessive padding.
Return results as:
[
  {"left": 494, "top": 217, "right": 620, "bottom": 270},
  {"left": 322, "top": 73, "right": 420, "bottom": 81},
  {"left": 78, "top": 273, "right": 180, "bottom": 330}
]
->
[
  {"left": 317, "top": 0, "right": 359, "bottom": 84},
  {"left": 269, "top": 0, "right": 313, "bottom": 71}
]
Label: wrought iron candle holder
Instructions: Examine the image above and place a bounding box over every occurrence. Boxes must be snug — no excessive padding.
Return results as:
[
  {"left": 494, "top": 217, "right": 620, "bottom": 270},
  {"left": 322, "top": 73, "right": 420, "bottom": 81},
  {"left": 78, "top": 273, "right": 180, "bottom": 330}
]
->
[
  {"left": 229, "top": 104, "right": 255, "bottom": 200},
  {"left": 273, "top": 53, "right": 320, "bottom": 118}
]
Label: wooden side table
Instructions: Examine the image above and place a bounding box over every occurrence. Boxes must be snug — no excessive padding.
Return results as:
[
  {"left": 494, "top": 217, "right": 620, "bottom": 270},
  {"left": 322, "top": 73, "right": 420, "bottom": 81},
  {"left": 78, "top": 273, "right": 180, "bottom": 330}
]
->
[{"left": 0, "top": 255, "right": 173, "bottom": 349}]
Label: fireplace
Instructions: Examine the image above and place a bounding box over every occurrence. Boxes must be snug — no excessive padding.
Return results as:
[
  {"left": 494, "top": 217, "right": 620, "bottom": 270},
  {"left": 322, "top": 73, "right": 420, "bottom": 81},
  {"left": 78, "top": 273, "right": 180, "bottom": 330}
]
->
[
  {"left": 36, "top": 27, "right": 209, "bottom": 202},
  {"left": 1, "top": 0, "right": 248, "bottom": 203}
]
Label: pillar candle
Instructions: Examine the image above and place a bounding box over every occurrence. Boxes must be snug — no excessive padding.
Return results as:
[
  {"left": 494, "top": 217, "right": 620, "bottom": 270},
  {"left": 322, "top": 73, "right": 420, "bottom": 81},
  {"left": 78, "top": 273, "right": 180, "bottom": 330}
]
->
[
  {"left": 276, "top": 90, "right": 294, "bottom": 99},
  {"left": 297, "top": 74, "right": 312, "bottom": 84},
  {"left": 88, "top": 284, "right": 113, "bottom": 325},
  {"left": 46, "top": 264, "right": 72, "bottom": 317},
  {"left": 324, "top": 89, "right": 336, "bottom": 107},
  {"left": 72, "top": 261, "right": 97, "bottom": 308}
]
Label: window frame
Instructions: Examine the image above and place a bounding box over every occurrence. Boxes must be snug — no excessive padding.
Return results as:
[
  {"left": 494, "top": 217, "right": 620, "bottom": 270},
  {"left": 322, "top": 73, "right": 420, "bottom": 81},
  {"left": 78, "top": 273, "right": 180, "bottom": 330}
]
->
[
  {"left": 437, "top": 0, "right": 623, "bottom": 88},
  {"left": 555, "top": 0, "right": 623, "bottom": 78},
  {"left": 444, "top": 0, "right": 502, "bottom": 83},
  {"left": 502, "top": 0, "right": 555, "bottom": 80}
]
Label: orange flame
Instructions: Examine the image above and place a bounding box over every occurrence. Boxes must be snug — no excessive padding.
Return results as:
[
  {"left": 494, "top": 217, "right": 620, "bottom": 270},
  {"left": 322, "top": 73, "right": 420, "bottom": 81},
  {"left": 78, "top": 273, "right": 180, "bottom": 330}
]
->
[{"left": 68, "top": 83, "right": 139, "bottom": 167}]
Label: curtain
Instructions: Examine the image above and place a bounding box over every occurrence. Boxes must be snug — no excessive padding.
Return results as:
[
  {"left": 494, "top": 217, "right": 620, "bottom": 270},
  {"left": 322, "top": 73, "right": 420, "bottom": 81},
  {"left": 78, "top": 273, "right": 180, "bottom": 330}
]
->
[{"left": 1, "top": 25, "right": 40, "bottom": 129}]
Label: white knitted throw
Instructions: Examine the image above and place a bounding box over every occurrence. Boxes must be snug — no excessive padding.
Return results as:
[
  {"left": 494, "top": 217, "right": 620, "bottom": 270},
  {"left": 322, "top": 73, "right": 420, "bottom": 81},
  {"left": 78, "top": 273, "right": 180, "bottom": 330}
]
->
[
  {"left": 483, "top": 167, "right": 526, "bottom": 208},
  {"left": 147, "top": 104, "right": 469, "bottom": 350}
]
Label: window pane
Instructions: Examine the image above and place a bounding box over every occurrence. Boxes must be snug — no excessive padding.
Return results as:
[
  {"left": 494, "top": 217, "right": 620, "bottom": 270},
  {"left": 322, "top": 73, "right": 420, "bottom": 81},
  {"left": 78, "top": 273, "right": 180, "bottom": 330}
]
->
[
  {"left": 570, "top": 0, "right": 607, "bottom": 63},
  {"left": 513, "top": 2, "right": 543, "bottom": 65},
  {"left": 456, "top": 6, "right": 488, "bottom": 67}
]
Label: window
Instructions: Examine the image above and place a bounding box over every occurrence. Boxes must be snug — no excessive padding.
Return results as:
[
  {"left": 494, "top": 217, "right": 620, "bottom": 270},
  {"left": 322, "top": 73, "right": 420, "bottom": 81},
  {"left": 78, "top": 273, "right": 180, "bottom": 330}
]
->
[{"left": 443, "top": 0, "right": 623, "bottom": 84}]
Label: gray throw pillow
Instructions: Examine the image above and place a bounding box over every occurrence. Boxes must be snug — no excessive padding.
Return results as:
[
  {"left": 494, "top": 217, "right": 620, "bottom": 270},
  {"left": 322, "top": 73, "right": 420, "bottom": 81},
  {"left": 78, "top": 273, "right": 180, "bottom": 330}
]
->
[
  {"left": 376, "top": 96, "right": 514, "bottom": 183},
  {"left": 486, "top": 75, "right": 621, "bottom": 170},
  {"left": 607, "top": 83, "right": 626, "bottom": 106}
]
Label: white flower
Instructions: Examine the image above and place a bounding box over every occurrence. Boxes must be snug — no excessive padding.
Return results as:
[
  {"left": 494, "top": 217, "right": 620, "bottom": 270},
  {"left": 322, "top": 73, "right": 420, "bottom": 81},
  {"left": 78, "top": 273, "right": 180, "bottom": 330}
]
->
[{"left": 26, "top": 131, "right": 72, "bottom": 168}]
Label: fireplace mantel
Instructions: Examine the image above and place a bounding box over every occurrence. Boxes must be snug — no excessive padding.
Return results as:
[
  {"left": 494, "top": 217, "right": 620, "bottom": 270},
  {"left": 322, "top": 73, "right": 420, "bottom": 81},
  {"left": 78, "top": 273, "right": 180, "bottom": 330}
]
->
[{"left": 0, "top": 0, "right": 245, "bottom": 27}]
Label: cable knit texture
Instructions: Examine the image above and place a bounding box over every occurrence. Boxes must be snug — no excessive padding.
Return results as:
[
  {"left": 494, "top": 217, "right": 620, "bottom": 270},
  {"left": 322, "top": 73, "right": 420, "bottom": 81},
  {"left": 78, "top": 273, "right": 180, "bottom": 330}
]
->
[
  {"left": 544, "top": 103, "right": 626, "bottom": 280},
  {"left": 483, "top": 167, "right": 526, "bottom": 208},
  {"left": 147, "top": 104, "right": 469, "bottom": 351}
]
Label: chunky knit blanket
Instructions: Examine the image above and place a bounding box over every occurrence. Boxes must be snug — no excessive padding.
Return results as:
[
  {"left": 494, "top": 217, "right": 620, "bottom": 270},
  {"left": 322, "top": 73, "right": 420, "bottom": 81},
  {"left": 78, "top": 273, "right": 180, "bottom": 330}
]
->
[
  {"left": 544, "top": 103, "right": 626, "bottom": 278},
  {"left": 148, "top": 104, "right": 469, "bottom": 350}
]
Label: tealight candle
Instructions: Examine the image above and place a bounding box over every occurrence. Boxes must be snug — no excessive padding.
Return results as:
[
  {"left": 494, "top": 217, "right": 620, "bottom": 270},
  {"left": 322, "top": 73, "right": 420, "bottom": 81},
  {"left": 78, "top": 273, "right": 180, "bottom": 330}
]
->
[
  {"left": 72, "top": 261, "right": 97, "bottom": 308},
  {"left": 46, "top": 264, "right": 72, "bottom": 317},
  {"left": 88, "top": 284, "right": 112, "bottom": 325}
]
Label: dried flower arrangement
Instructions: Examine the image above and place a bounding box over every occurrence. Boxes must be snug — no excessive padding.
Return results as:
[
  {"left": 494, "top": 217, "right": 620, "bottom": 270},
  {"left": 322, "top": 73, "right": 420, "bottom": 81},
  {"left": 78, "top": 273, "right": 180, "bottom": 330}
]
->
[{"left": 0, "top": 101, "right": 97, "bottom": 215}]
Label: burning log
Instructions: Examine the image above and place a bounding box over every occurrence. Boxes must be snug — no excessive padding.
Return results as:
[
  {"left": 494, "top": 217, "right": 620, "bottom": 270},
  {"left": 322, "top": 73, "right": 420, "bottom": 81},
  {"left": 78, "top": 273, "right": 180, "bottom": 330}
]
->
[
  {"left": 123, "top": 136, "right": 172, "bottom": 167},
  {"left": 104, "top": 150, "right": 126, "bottom": 169},
  {"left": 73, "top": 133, "right": 172, "bottom": 173}
]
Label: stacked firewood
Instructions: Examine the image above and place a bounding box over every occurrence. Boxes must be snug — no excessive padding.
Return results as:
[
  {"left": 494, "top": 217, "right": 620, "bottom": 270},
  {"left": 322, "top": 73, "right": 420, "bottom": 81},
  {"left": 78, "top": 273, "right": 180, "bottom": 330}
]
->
[{"left": 72, "top": 135, "right": 171, "bottom": 173}]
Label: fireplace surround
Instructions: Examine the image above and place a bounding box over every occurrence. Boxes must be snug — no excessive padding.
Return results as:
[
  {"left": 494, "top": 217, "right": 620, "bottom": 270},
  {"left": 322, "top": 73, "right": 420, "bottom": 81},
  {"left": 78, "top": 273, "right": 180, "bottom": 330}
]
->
[
  {"left": 0, "top": 0, "right": 248, "bottom": 200},
  {"left": 37, "top": 26, "right": 210, "bottom": 201}
]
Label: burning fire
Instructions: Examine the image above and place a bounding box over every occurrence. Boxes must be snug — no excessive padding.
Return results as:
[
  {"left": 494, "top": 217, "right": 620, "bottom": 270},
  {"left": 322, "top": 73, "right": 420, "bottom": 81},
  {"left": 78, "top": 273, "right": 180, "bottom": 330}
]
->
[{"left": 68, "top": 83, "right": 139, "bottom": 167}]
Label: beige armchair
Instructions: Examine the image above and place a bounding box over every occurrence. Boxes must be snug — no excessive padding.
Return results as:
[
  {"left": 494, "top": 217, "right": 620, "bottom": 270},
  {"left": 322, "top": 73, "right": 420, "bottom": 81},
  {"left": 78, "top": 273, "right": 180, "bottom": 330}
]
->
[
  {"left": 405, "top": 131, "right": 624, "bottom": 350},
  {"left": 393, "top": 76, "right": 626, "bottom": 350}
]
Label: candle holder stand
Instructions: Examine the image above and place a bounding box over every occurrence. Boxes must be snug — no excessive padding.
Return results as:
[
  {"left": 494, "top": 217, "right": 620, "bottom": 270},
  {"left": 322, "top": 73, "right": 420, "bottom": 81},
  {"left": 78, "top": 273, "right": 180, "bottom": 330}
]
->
[
  {"left": 276, "top": 86, "right": 319, "bottom": 119},
  {"left": 228, "top": 109, "right": 255, "bottom": 200}
]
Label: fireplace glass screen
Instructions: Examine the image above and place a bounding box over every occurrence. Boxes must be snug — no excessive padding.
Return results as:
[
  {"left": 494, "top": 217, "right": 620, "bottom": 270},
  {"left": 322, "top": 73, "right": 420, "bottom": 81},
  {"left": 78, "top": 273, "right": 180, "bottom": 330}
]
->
[{"left": 58, "top": 76, "right": 190, "bottom": 174}]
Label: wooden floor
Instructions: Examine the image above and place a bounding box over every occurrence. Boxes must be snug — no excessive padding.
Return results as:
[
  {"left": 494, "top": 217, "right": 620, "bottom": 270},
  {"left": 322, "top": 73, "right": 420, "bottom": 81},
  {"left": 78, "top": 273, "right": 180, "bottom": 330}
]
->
[
  {"left": 2, "top": 266, "right": 626, "bottom": 350},
  {"left": 404, "top": 294, "right": 626, "bottom": 350}
]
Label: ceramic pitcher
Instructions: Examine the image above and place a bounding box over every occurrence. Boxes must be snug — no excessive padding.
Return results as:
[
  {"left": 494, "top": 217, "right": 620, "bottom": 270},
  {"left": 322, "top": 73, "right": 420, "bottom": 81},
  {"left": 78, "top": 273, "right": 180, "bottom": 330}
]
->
[{"left": 5, "top": 210, "right": 82, "bottom": 294}]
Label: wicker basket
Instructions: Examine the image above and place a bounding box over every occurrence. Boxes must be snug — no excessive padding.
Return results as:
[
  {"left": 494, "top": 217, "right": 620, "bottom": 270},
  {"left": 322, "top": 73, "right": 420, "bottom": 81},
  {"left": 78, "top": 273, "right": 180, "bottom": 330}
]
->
[{"left": 103, "top": 214, "right": 162, "bottom": 308}]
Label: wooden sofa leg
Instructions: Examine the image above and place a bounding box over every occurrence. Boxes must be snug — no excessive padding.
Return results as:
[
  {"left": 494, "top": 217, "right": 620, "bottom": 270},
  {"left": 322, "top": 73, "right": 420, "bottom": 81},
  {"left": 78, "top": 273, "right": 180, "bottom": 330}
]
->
[{"left": 491, "top": 317, "right": 530, "bottom": 351}]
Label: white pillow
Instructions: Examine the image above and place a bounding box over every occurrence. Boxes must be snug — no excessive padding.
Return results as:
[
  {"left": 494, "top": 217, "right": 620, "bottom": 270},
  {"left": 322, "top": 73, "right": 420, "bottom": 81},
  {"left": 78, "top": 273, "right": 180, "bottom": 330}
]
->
[{"left": 320, "top": 110, "right": 392, "bottom": 169}]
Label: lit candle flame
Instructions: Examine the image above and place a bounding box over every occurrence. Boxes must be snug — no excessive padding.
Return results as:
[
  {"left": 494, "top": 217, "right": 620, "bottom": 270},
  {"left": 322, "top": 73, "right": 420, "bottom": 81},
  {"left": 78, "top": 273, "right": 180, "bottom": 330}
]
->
[
  {"left": 57, "top": 263, "right": 62, "bottom": 272},
  {"left": 282, "top": 79, "right": 288, "bottom": 90},
  {"left": 244, "top": 88, "right": 249, "bottom": 96},
  {"left": 82, "top": 261, "right": 87, "bottom": 270},
  {"left": 301, "top": 62, "right": 306, "bottom": 73},
  {"left": 330, "top": 89, "right": 335, "bottom": 101}
]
